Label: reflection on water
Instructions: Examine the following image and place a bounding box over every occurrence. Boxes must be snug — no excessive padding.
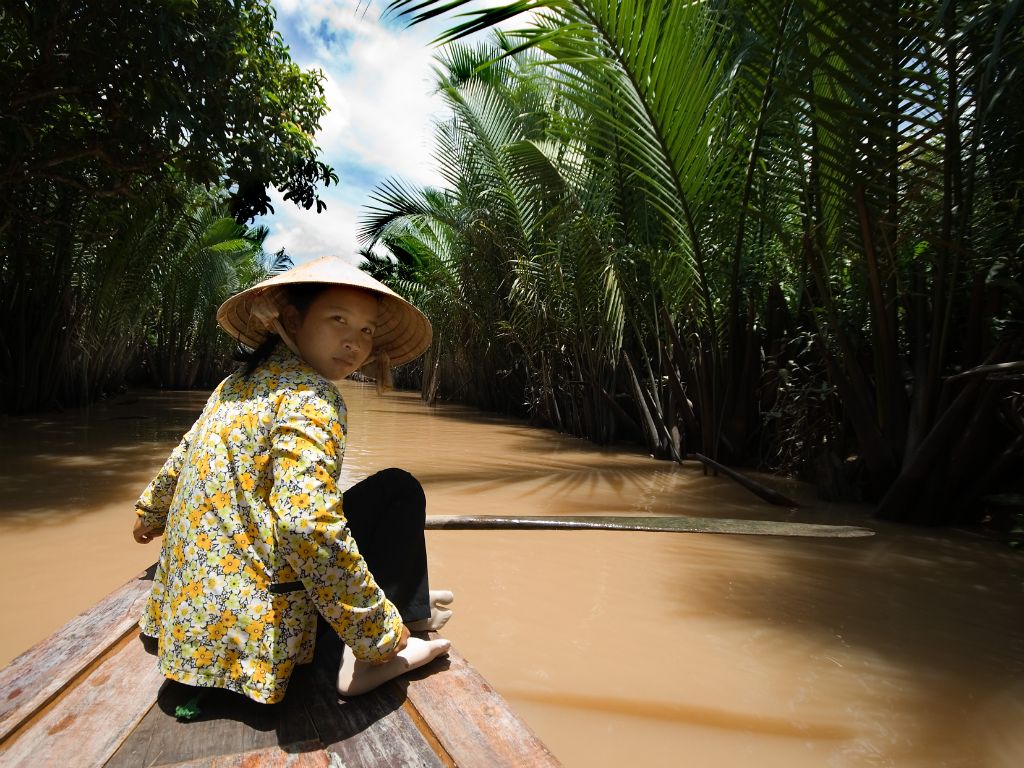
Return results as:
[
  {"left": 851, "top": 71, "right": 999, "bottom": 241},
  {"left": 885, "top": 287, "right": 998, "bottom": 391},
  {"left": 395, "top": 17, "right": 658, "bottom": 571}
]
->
[{"left": 1, "top": 383, "right": 1022, "bottom": 767}]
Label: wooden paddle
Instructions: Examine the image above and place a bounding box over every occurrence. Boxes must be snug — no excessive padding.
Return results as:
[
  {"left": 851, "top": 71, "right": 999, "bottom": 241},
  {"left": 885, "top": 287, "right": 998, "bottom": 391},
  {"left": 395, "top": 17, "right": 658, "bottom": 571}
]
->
[{"left": 425, "top": 515, "right": 874, "bottom": 538}]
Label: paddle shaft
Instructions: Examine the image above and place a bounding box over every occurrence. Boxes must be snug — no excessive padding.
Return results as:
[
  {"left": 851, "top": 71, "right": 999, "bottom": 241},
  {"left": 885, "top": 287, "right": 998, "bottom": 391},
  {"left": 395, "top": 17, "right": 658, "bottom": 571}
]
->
[{"left": 425, "top": 515, "right": 874, "bottom": 538}]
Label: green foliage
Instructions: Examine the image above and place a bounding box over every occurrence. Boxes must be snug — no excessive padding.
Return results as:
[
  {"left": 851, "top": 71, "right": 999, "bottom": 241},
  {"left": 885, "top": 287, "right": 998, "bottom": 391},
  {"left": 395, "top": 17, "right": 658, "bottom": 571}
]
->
[
  {"left": 0, "top": 0, "right": 329, "bottom": 412},
  {"left": 0, "top": 180, "right": 271, "bottom": 412},
  {"left": 141, "top": 192, "right": 272, "bottom": 389},
  {"left": 0, "top": 0, "right": 336, "bottom": 222},
  {"left": 380, "top": 0, "right": 1024, "bottom": 523}
]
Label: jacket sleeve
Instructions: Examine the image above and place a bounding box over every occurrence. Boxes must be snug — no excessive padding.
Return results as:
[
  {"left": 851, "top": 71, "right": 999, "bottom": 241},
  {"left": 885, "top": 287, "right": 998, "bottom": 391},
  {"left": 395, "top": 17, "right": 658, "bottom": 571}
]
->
[
  {"left": 134, "top": 416, "right": 200, "bottom": 532},
  {"left": 270, "top": 387, "right": 404, "bottom": 662}
]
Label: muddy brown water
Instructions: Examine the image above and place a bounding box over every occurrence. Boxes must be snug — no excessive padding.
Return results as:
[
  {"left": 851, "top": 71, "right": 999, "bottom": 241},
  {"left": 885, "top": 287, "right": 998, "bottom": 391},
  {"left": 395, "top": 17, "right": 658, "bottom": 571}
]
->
[{"left": 1, "top": 384, "right": 1021, "bottom": 767}]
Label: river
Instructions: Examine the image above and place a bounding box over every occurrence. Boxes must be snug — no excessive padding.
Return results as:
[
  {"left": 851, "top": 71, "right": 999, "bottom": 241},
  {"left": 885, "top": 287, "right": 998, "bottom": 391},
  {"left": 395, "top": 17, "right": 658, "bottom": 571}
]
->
[{"left": 0, "top": 384, "right": 1021, "bottom": 767}]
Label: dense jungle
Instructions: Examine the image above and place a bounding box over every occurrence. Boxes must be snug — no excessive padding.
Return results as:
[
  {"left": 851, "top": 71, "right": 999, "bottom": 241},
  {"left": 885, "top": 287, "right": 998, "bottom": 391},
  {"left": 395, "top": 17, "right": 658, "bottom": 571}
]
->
[{"left": 1, "top": 0, "right": 1021, "bottom": 528}]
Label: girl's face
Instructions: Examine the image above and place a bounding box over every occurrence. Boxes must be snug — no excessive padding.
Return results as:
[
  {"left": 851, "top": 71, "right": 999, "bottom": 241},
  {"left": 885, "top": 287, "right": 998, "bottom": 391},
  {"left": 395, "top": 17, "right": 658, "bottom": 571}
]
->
[{"left": 282, "top": 286, "right": 379, "bottom": 381}]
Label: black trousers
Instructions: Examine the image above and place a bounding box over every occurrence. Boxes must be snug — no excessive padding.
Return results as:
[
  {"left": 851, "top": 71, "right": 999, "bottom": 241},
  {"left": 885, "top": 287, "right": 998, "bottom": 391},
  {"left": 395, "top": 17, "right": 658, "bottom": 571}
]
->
[{"left": 342, "top": 468, "right": 431, "bottom": 623}]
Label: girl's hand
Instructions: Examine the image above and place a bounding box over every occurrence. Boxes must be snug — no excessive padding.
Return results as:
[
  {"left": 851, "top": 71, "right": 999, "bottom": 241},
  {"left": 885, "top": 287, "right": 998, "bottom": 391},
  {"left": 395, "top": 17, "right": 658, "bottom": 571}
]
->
[
  {"left": 372, "top": 624, "right": 411, "bottom": 665},
  {"left": 133, "top": 518, "right": 163, "bottom": 544}
]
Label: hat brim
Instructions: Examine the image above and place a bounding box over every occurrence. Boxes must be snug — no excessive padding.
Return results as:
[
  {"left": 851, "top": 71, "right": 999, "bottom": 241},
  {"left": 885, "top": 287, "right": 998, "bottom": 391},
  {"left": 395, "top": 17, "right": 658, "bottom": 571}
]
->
[{"left": 217, "top": 256, "right": 432, "bottom": 368}]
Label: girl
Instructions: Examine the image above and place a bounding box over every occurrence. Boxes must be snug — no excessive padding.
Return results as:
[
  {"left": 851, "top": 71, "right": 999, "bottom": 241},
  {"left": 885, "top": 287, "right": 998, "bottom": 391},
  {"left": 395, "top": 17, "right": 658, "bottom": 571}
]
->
[{"left": 132, "top": 256, "right": 452, "bottom": 703}]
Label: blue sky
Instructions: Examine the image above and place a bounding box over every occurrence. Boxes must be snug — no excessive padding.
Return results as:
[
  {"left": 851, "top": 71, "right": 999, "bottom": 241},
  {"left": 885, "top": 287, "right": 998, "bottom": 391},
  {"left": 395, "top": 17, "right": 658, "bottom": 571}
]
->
[{"left": 255, "top": 1, "right": 469, "bottom": 266}]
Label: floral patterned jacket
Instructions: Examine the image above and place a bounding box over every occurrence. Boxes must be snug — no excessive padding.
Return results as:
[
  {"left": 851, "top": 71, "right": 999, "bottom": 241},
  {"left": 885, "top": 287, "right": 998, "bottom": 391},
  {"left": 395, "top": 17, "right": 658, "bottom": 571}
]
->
[{"left": 135, "top": 344, "right": 403, "bottom": 703}]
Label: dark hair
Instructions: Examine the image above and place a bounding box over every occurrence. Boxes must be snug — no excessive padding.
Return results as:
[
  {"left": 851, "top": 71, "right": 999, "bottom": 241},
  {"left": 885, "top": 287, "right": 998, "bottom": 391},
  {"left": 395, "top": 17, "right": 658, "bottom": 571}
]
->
[{"left": 235, "top": 283, "right": 331, "bottom": 375}]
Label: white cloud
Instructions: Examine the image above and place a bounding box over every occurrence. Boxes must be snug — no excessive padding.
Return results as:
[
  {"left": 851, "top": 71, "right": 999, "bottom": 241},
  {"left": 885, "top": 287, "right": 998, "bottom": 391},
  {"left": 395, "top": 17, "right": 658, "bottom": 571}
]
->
[
  {"left": 262, "top": 188, "right": 362, "bottom": 266},
  {"left": 258, "top": 0, "right": 451, "bottom": 262},
  {"left": 316, "top": 50, "right": 443, "bottom": 188},
  {"left": 260, "top": 1, "right": 538, "bottom": 263}
]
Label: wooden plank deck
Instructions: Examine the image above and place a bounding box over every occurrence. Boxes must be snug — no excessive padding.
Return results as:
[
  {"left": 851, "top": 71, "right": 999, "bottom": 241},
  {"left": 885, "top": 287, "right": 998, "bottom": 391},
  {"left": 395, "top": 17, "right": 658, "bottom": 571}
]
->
[{"left": 0, "top": 569, "right": 560, "bottom": 767}]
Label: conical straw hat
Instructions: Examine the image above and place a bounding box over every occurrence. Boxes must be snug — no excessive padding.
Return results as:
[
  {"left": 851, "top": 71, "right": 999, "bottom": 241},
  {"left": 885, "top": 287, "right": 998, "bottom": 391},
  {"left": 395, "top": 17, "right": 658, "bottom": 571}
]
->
[{"left": 217, "top": 256, "right": 432, "bottom": 368}]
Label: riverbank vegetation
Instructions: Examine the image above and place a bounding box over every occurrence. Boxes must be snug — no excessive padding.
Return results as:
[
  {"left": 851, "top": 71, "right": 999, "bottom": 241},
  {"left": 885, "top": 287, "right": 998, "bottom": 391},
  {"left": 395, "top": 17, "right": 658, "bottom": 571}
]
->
[
  {"left": 363, "top": 0, "right": 1023, "bottom": 524},
  {"left": 0, "top": 0, "right": 331, "bottom": 411},
  {"left": 1, "top": 1, "right": 1020, "bottom": 526}
]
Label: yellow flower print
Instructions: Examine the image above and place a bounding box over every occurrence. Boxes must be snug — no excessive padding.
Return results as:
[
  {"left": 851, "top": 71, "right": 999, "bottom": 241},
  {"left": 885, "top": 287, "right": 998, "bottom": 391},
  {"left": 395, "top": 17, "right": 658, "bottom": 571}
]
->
[
  {"left": 330, "top": 421, "right": 343, "bottom": 439},
  {"left": 251, "top": 659, "right": 271, "bottom": 684},
  {"left": 218, "top": 649, "right": 239, "bottom": 670},
  {"left": 253, "top": 453, "right": 270, "bottom": 473},
  {"left": 184, "top": 581, "right": 203, "bottom": 599},
  {"left": 221, "top": 553, "right": 242, "bottom": 574},
  {"left": 295, "top": 539, "right": 318, "bottom": 561},
  {"left": 290, "top": 492, "right": 311, "bottom": 510},
  {"left": 207, "top": 622, "right": 227, "bottom": 641},
  {"left": 334, "top": 549, "right": 357, "bottom": 568},
  {"left": 314, "top": 464, "right": 333, "bottom": 484},
  {"left": 240, "top": 412, "right": 258, "bottom": 431},
  {"left": 195, "top": 532, "right": 212, "bottom": 550},
  {"left": 239, "top": 472, "right": 256, "bottom": 491},
  {"left": 293, "top": 434, "right": 315, "bottom": 453},
  {"left": 233, "top": 531, "right": 252, "bottom": 549},
  {"left": 171, "top": 624, "right": 186, "bottom": 642},
  {"left": 220, "top": 609, "right": 238, "bottom": 628},
  {"left": 362, "top": 619, "right": 382, "bottom": 638},
  {"left": 247, "top": 620, "right": 266, "bottom": 642},
  {"left": 193, "top": 647, "right": 214, "bottom": 667},
  {"left": 211, "top": 491, "right": 231, "bottom": 510},
  {"left": 243, "top": 565, "right": 269, "bottom": 590}
]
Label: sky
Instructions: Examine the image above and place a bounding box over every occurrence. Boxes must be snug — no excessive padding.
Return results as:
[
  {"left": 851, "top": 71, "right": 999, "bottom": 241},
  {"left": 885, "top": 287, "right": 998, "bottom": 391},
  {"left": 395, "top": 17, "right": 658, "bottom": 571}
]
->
[{"left": 255, "top": 0, "right": 471, "bottom": 266}]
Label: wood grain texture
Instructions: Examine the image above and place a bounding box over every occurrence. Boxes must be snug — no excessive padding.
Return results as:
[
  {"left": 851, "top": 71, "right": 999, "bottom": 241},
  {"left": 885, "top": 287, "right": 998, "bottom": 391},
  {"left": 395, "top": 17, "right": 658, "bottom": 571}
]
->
[
  {"left": 106, "top": 629, "right": 446, "bottom": 768},
  {"left": 425, "top": 514, "right": 874, "bottom": 538},
  {"left": 0, "top": 567, "right": 154, "bottom": 743},
  {"left": 147, "top": 744, "right": 332, "bottom": 768},
  {"left": 405, "top": 642, "right": 561, "bottom": 767},
  {"left": 2, "top": 566, "right": 560, "bottom": 768},
  {"left": 302, "top": 629, "right": 446, "bottom": 768},
  {"left": 0, "top": 630, "right": 164, "bottom": 767},
  {"left": 103, "top": 672, "right": 322, "bottom": 768}
]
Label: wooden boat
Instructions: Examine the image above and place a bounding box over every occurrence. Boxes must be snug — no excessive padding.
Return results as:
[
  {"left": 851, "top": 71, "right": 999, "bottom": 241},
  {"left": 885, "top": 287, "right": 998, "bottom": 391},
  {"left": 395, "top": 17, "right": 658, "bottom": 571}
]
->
[{"left": 0, "top": 567, "right": 560, "bottom": 767}]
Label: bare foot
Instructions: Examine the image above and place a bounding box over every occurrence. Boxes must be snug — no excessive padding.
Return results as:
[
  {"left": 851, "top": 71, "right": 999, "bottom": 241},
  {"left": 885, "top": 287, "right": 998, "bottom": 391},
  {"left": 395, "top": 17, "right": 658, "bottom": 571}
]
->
[
  {"left": 406, "top": 590, "right": 454, "bottom": 632},
  {"left": 337, "top": 636, "right": 451, "bottom": 697}
]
